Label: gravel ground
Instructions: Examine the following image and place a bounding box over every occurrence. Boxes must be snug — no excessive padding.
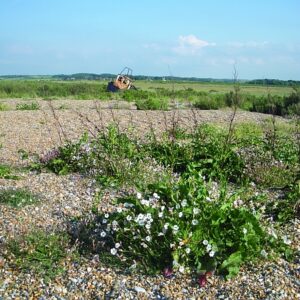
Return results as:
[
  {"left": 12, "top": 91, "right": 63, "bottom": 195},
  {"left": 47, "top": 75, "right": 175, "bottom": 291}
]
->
[{"left": 0, "top": 100, "right": 299, "bottom": 299}]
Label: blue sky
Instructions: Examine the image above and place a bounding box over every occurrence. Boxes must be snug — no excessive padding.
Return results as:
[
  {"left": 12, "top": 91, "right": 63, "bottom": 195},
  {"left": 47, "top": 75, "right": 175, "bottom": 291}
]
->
[{"left": 1, "top": 0, "right": 300, "bottom": 79}]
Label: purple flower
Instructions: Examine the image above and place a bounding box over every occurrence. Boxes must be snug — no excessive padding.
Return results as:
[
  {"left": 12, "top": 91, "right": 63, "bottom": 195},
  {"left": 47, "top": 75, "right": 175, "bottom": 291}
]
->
[{"left": 163, "top": 267, "right": 173, "bottom": 278}]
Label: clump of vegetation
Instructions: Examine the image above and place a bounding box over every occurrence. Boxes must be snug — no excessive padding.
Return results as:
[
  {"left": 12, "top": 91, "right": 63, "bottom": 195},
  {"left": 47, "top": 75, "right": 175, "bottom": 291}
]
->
[
  {"left": 35, "top": 118, "right": 298, "bottom": 283},
  {"left": 16, "top": 102, "right": 40, "bottom": 110},
  {"left": 0, "top": 188, "right": 39, "bottom": 207},
  {"left": 0, "top": 164, "right": 19, "bottom": 179},
  {"left": 7, "top": 231, "right": 73, "bottom": 279},
  {"left": 0, "top": 102, "right": 9, "bottom": 111}
]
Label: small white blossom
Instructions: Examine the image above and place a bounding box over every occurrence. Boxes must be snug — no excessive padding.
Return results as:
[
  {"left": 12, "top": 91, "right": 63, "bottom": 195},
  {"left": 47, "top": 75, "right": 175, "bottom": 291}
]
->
[
  {"left": 158, "top": 232, "right": 164, "bottom": 236},
  {"left": 206, "top": 244, "right": 212, "bottom": 252},
  {"left": 179, "top": 265, "right": 185, "bottom": 273},
  {"left": 260, "top": 249, "right": 268, "bottom": 258},
  {"left": 243, "top": 228, "right": 247, "bottom": 235},
  {"left": 158, "top": 212, "right": 164, "bottom": 218},
  {"left": 145, "top": 223, "right": 151, "bottom": 230},
  {"left": 282, "top": 235, "right": 291, "bottom": 245},
  {"left": 102, "top": 219, "right": 108, "bottom": 224},
  {"left": 192, "top": 219, "right": 199, "bottom": 226},
  {"left": 209, "top": 250, "right": 215, "bottom": 257},
  {"left": 136, "top": 192, "right": 142, "bottom": 199},
  {"left": 115, "top": 243, "right": 121, "bottom": 248},
  {"left": 193, "top": 207, "right": 200, "bottom": 215},
  {"left": 203, "top": 240, "right": 208, "bottom": 246},
  {"left": 164, "top": 223, "right": 169, "bottom": 230},
  {"left": 104, "top": 213, "right": 109, "bottom": 218},
  {"left": 110, "top": 248, "right": 117, "bottom": 255},
  {"left": 185, "top": 248, "right": 191, "bottom": 254},
  {"left": 178, "top": 212, "right": 183, "bottom": 218},
  {"left": 173, "top": 225, "right": 179, "bottom": 232},
  {"left": 126, "top": 215, "right": 132, "bottom": 221},
  {"left": 153, "top": 193, "right": 160, "bottom": 199},
  {"left": 141, "top": 199, "right": 150, "bottom": 206},
  {"left": 181, "top": 199, "right": 187, "bottom": 207},
  {"left": 100, "top": 231, "right": 106, "bottom": 237},
  {"left": 117, "top": 207, "right": 123, "bottom": 213},
  {"left": 206, "top": 196, "right": 212, "bottom": 202},
  {"left": 146, "top": 236, "right": 151, "bottom": 242}
]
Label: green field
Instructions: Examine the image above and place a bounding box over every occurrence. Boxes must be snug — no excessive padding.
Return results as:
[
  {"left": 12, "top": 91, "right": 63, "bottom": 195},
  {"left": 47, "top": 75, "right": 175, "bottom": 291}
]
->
[
  {"left": 134, "top": 80, "right": 294, "bottom": 96},
  {"left": 0, "top": 79, "right": 299, "bottom": 116}
]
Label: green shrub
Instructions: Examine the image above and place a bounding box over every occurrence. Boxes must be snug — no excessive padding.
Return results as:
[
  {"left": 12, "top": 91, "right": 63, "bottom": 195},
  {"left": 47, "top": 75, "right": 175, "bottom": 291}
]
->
[
  {"left": 135, "top": 98, "right": 169, "bottom": 110},
  {"left": 0, "top": 102, "right": 8, "bottom": 111},
  {"left": 94, "top": 165, "right": 287, "bottom": 278},
  {"left": 7, "top": 231, "right": 72, "bottom": 279},
  {"left": 0, "top": 188, "right": 39, "bottom": 207},
  {"left": 16, "top": 102, "right": 40, "bottom": 110},
  {"left": 0, "top": 164, "right": 19, "bottom": 179}
]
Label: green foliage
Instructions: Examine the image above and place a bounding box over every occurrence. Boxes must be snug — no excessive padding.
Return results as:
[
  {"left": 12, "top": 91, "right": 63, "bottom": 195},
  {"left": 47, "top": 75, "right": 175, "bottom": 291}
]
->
[
  {"left": 0, "top": 164, "right": 19, "bottom": 179},
  {"left": 7, "top": 231, "right": 72, "bottom": 279},
  {"left": 135, "top": 97, "right": 169, "bottom": 110},
  {"left": 0, "top": 188, "right": 39, "bottom": 207},
  {"left": 16, "top": 102, "right": 40, "bottom": 110},
  {"left": 94, "top": 166, "right": 284, "bottom": 278},
  {"left": 0, "top": 102, "right": 9, "bottom": 111}
]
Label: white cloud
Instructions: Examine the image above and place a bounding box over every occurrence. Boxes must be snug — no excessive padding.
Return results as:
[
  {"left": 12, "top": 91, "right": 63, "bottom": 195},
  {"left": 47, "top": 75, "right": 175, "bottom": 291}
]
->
[{"left": 173, "top": 34, "right": 216, "bottom": 55}]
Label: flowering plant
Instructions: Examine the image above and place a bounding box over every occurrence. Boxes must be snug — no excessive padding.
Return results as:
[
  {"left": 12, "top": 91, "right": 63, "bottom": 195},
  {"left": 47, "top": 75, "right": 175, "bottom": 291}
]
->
[{"left": 96, "top": 164, "right": 276, "bottom": 279}]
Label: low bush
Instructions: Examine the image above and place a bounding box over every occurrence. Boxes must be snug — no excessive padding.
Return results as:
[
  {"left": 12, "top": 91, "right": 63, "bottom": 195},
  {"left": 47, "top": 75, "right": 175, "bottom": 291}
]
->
[
  {"left": 0, "top": 188, "right": 39, "bottom": 207},
  {"left": 16, "top": 102, "right": 40, "bottom": 110},
  {"left": 7, "top": 231, "right": 73, "bottom": 279}
]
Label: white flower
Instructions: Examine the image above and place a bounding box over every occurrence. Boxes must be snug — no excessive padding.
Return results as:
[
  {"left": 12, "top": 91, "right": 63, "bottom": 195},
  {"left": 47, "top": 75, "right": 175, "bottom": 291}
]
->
[
  {"left": 178, "top": 212, "right": 183, "bottom": 218},
  {"left": 282, "top": 235, "right": 291, "bottom": 245},
  {"left": 115, "top": 243, "right": 121, "bottom": 248},
  {"left": 145, "top": 223, "right": 151, "bottom": 230},
  {"left": 112, "top": 220, "right": 118, "bottom": 227},
  {"left": 136, "top": 192, "right": 142, "bottom": 199},
  {"left": 176, "top": 204, "right": 180, "bottom": 209},
  {"left": 192, "top": 219, "right": 198, "bottom": 226},
  {"left": 193, "top": 207, "right": 200, "bottom": 215},
  {"left": 126, "top": 215, "right": 132, "bottom": 221},
  {"left": 153, "top": 193, "right": 160, "bottom": 199},
  {"left": 117, "top": 207, "right": 123, "bottom": 213},
  {"left": 158, "top": 212, "right": 164, "bottom": 218},
  {"left": 260, "top": 249, "right": 268, "bottom": 258},
  {"left": 104, "top": 213, "right": 109, "bottom": 218},
  {"left": 243, "top": 228, "right": 247, "bottom": 235},
  {"left": 179, "top": 265, "right": 185, "bottom": 273},
  {"left": 146, "top": 213, "right": 152, "bottom": 219},
  {"left": 158, "top": 232, "right": 164, "bottom": 236},
  {"left": 209, "top": 250, "right": 215, "bottom": 257},
  {"left": 206, "top": 196, "right": 212, "bottom": 202},
  {"left": 145, "top": 236, "right": 151, "bottom": 242},
  {"left": 206, "top": 244, "right": 212, "bottom": 252},
  {"left": 141, "top": 242, "right": 148, "bottom": 248},
  {"left": 102, "top": 219, "right": 108, "bottom": 224},
  {"left": 141, "top": 199, "right": 150, "bottom": 206},
  {"left": 185, "top": 248, "right": 191, "bottom": 254},
  {"left": 164, "top": 223, "right": 169, "bottom": 230},
  {"left": 181, "top": 199, "right": 187, "bottom": 207},
  {"left": 203, "top": 240, "right": 208, "bottom": 246},
  {"left": 173, "top": 225, "right": 179, "bottom": 232},
  {"left": 100, "top": 231, "right": 106, "bottom": 237},
  {"left": 161, "top": 206, "right": 165, "bottom": 211},
  {"left": 110, "top": 248, "right": 117, "bottom": 255}
]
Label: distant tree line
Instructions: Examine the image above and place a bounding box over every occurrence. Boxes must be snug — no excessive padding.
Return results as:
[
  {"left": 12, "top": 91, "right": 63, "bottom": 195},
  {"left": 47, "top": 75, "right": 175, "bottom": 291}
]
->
[{"left": 0, "top": 74, "right": 300, "bottom": 86}]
